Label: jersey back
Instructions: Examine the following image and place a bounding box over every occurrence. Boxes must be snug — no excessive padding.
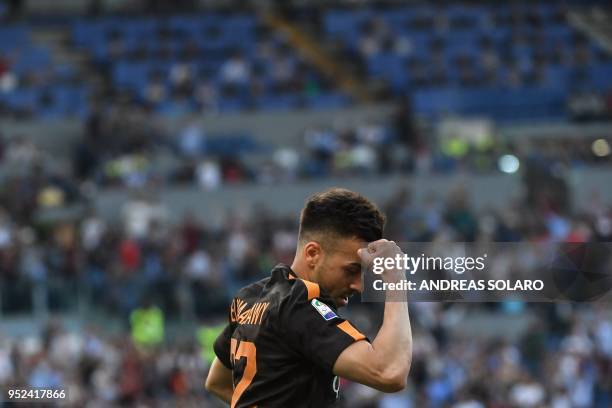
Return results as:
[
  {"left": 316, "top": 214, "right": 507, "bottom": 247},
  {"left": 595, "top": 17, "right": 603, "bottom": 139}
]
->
[{"left": 213, "top": 264, "right": 367, "bottom": 408}]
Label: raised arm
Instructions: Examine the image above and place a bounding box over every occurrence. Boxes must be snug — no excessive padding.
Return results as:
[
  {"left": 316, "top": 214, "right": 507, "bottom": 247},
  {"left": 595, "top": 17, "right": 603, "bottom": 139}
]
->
[{"left": 333, "top": 239, "right": 412, "bottom": 392}]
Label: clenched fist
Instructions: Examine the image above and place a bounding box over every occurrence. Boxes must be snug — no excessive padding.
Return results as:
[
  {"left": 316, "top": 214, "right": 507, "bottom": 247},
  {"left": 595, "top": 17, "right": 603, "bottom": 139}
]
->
[{"left": 357, "top": 239, "right": 406, "bottom": 283}]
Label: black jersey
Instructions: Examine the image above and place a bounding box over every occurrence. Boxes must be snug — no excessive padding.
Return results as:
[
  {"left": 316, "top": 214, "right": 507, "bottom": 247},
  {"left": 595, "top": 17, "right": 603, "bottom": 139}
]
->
[{"left": 213, "top": 264, "right": 368, "bottom": 408}]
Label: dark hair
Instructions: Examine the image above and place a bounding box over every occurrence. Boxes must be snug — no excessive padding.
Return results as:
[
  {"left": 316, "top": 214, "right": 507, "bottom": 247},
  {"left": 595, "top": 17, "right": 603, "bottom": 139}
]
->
[{"left": 299, "top": 188, "right": 385, "bottom": 244}]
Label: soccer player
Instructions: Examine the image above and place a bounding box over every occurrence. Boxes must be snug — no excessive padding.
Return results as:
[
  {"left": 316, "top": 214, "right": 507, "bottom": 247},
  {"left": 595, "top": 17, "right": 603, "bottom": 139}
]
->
[{"left": 205, "top": 188, "right": 412, "bottom": 407}]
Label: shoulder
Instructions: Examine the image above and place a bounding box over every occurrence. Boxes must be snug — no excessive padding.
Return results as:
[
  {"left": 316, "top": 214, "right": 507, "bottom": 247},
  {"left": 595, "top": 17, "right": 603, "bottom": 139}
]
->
[
  {"left": 287, "top": 275, "right": 322, "bottom": 303},
  {"left": 230, "top": 265, "right": 337, "bottom": 324},
  {"left": 282, "top": 273, "right": 339, "bottom": 314},
  {"left": 261, "top": 263, "right": 328, "bottom": 307},
  {"left": 279, "top": 276, "right": 340, "bottom": 324}
]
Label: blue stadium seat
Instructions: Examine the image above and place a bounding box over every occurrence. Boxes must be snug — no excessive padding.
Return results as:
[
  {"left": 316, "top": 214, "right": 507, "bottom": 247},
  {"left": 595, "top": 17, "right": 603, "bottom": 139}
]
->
[
  {"left": 412, "top": 86, "right": 567, "bottom": 121},
  {"left": 255, "top": 94, "right": 298, "bottom": 111},
  {"left": 588, "top": 63, "right": 612, "bottom": 89},
  {"left": 307, "top": 93, "right": 350, "bottom": 110},
  {"left": 218, "top": 97, "right": 248, "bottom": 113},
  {"left": 206, "top": 132, "right": 259, "bottom": 155},
  {"left": 13, "top": 47, "right": 51, "bottom": 74},
  {"left": 3, "top": 89, "right": 39, "bottom": 110},
  {"left": 0, "top": 25, "right": 29, "bottom": 51}
]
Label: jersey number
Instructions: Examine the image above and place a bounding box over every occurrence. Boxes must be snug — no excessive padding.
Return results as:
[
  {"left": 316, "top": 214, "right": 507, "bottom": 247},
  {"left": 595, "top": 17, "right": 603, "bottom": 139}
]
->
[{"left": 230, "top": 338, "right": 257, "bottom": 408}]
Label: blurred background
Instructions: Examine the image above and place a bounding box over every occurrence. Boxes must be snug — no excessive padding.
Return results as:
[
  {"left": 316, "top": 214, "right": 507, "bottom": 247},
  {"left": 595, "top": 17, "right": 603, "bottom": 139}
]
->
[{"left": 1, "top": 0, "right": 612, "bottom": 406}]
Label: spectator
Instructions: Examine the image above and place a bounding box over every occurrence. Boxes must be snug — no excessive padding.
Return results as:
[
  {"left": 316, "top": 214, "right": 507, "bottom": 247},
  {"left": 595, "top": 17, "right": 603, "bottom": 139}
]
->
[
  {"left": 220, "top": 52, "right": 251, "bottom": 86},
  {"left": 178, "top": 120, "right": 206, "bottom": 158},
  {"left": 195, "top": 159, "right": 221, "bottom": 190},
  {"left": 121, "top": 192, "right": 168, "bottom": 240}
]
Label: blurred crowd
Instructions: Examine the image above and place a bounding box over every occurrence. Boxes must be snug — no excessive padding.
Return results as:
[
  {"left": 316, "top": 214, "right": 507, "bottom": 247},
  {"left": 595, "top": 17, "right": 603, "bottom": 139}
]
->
[
  {"left": 62, "top": 103, "right": 611, "bottom": 191},
  {"left": 71, "top": 106, "right": 416, "bottom": 188},
  {"left": 346, "top": 8, "right": 612, "bottom": 90},
  {"left": 1, "top": 174, "right": 611, "bottom": 314},
  {"left": 3, "top": 1, "right": 612, "bottom": 121},
  {"left": 0, "top": 285, "right": 610, "bottom": 407},
  {"left": 1, "top": 133, "right": 611, "bottom": 406},
  {"left": 0, "top": 186, "right": 297, "bottom": 317},
  {"left": 1, "top": 1, "right": 611, "bottom": 407},
  {"left": 312, "top": 1, "right": 612, "bottom": 124},
  {"left": 0, "top": 321, "right": 212, "bottom": 407},
  {"left": 0, "top": 53, "right": 82, "bottom": 112},
  {"left": 568, "top": 89, "right": 612, "bottom": 122},
  {"left": 319, "top": 2, "right": 612, "bottom": 86},
  {"left": 90, "top": 26, "right": 340, "bottom": 117},
  {"left": 340, "top": 302, "right": 612, "bottom": 408}
]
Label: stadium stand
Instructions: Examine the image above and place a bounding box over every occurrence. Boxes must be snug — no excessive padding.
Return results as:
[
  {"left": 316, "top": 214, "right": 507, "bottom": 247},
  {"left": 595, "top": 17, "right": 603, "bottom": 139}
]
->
[
  {"left": 71, "top": 13, "right": 351, "bottom": 114},
  {"left": 0, "top": 24, "right": 87, "bottom": 118},
  {"left": 322, "top": 3, "right": 612, "bottom": 122},
  {"left": 1, "top": 182, "right": 611, "bottom": 406},
  {"left": 0, "top": 1, "right": 611, "bottom": 407}
]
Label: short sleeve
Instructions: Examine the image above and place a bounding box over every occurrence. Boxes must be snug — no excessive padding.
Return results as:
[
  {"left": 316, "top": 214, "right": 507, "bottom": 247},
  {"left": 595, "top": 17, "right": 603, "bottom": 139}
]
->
[
  {"left": 279, "top": 281, "right": 368, "bottom": 372},
  {"left": 213, "top": 323, "right": 234, "bottom": 369}
]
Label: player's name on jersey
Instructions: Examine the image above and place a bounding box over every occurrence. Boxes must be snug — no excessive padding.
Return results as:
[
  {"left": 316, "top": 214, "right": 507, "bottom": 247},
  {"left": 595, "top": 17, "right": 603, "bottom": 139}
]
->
[{"left": 230, "top": 298, "right": 270, "bottom": 326}]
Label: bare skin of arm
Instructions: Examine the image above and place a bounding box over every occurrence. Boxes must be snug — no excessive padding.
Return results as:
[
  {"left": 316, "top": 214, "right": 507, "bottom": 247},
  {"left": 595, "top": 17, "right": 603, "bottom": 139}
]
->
[
  {"left": 333, "top": 239, "right": 412, "bottom": 392},
  {"left": 205, "top": 357, "right": 233, "bottom": 404}
]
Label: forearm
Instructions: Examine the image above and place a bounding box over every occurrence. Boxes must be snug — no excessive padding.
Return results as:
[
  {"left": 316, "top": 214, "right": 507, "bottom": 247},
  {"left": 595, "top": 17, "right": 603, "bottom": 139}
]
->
[
  {"left": 371, "top": 298, "right": 412, "bottom": 378},
  {"left": 332, "top": 290, "right": 412, "bottom": 392},
  {"left": 332, "top": 240, "right": 413, "bottom": 392}
]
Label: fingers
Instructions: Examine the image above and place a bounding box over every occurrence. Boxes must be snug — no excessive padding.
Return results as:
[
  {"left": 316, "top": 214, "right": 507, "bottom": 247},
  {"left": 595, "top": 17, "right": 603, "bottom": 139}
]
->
[
  {"left": 358, "top": 239, "right": 398, "bottom": 264},
  {"left": 359, "top": 240, "right": 406, "bottom": 281},
  {"left": 368, "top": 239, "right": 398, "bottom": 255},
  {"left": 363, "top": 239, "right": 389, "bottom": 256},
  {"left": 357, "top": 247, "right": 372, "bottom": 263},
  {"left": 368, "top": 238, "right": 389, "bottom": 250}
]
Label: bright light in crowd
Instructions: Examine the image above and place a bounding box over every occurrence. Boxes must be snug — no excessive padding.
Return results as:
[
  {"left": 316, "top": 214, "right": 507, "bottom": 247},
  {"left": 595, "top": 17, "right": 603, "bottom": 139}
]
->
[
  {"left": 592, "top": 139, "right": 611, "bottom": 157},
  {"left": 498, "top": 154, "right": 520, "bottom": 174}
]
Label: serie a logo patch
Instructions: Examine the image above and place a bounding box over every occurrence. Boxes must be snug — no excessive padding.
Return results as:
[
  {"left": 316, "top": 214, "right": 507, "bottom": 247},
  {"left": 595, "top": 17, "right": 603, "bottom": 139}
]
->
[{"left": 311, "top": 299, "right": 338, "bottom": 321}]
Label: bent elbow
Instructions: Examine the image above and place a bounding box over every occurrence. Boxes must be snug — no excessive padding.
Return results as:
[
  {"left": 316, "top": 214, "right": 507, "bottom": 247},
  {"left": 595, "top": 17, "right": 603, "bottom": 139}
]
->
[
  {"left": 204, "top": 374, "right": 218, "bottom": 393},
  {"left": 382, "top": 375, "right": 407, "bottom": 393},
  {"left": 375, "top": 368, "right": 408, "bottom": 393},
  {"left": 204, "top": 375, "right": 213, "bottom": 392}
]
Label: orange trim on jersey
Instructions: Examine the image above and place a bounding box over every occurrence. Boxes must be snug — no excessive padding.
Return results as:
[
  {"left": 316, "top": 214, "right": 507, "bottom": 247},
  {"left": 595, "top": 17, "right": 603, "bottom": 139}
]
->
[
  {"left": 337, "top": 321, "right": 366, "bottom": 341},
  {"left": 301, "top": 279, "right": 320, "bottom": 300},
  {"left": 286, "top": 271, "right": 320, "bottom": 300}
]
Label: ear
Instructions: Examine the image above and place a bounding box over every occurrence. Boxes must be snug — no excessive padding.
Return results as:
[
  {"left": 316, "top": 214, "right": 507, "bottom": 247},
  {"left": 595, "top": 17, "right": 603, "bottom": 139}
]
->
[{"left": 303, "top": 241, "right": 323, "bottom": 267}]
